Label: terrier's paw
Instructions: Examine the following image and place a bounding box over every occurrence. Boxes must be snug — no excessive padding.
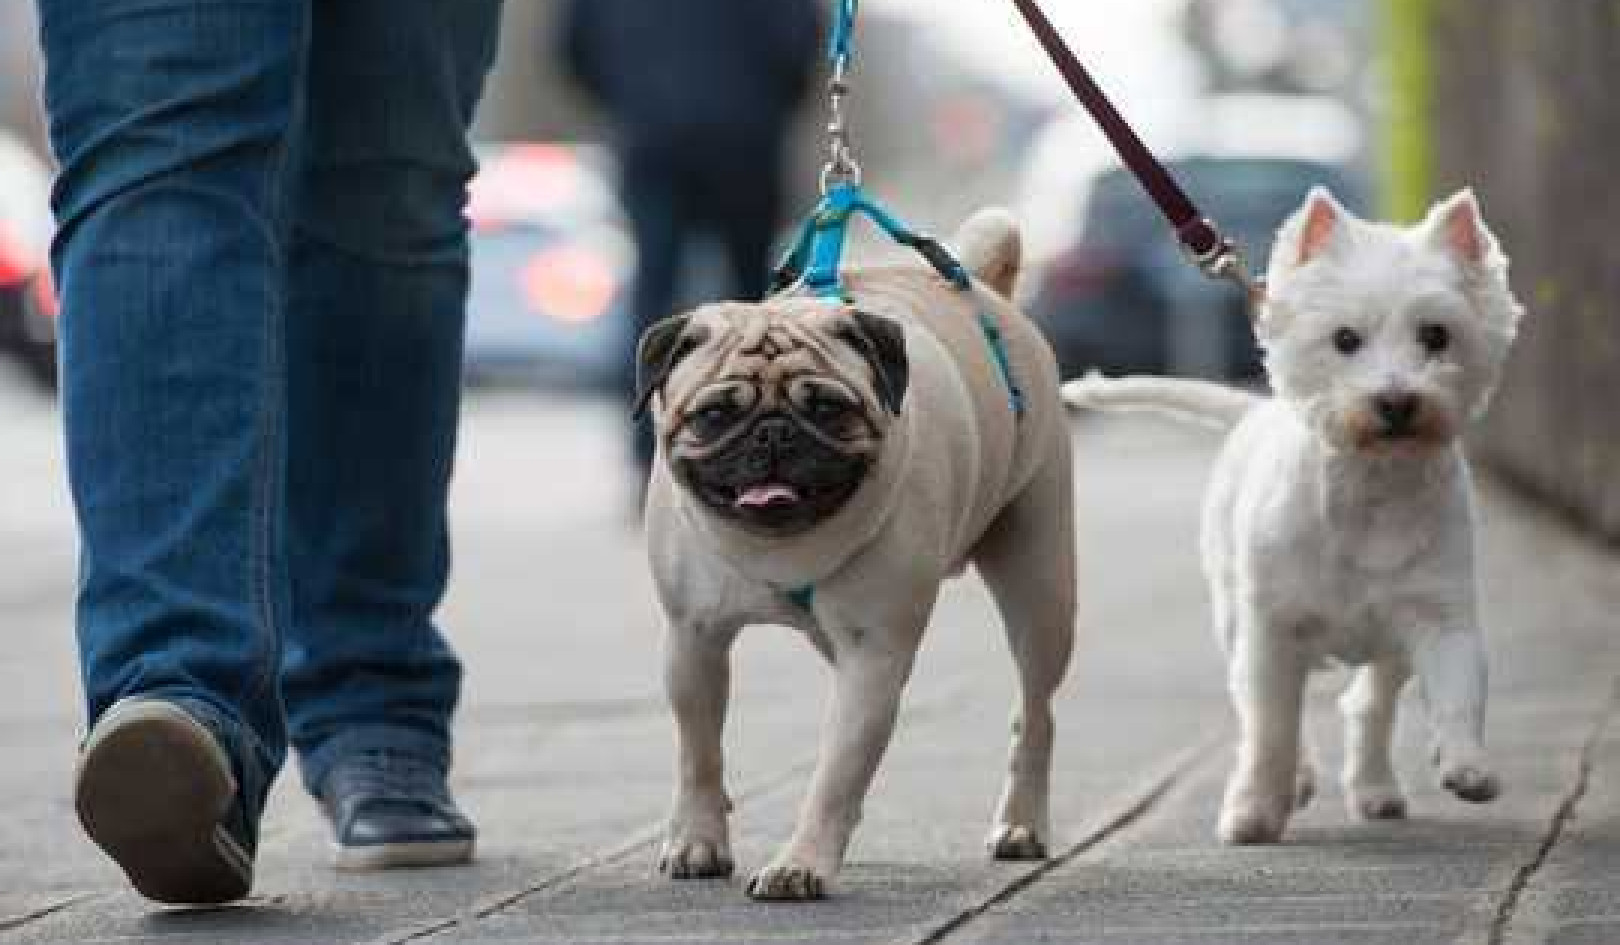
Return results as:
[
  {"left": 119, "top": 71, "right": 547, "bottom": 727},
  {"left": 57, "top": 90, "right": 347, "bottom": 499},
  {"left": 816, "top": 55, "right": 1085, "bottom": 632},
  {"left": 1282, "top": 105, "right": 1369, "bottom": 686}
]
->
[
  {"left": 658, "top": 837, "right": 734, "bottom": 879},
  {"left": 1218, "top": 803, "right": 1288, "bottom": 845},
  {"left": 1441, "top": 764, "right": 1500, "bottom": 803},
  {"left": 746, "top": 862, "right": 827, "bottom": 901},
  {"left": 987, "top": 823, "right": 1048, "bottom": 861},
  {"left": 1347, "top": 784, "right": 1408, "bottom": 821}
]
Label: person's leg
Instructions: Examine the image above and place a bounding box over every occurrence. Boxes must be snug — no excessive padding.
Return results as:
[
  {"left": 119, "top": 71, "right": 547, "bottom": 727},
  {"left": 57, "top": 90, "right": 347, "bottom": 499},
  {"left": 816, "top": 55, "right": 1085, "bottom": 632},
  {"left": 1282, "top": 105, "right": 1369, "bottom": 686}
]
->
[
  {"left": 706, "top": 147, "right": 787, "bottom": 303},
  {"left": 37, "top": 0, "right": 309, "bottom": 902},
  {"left": 618, "top": 146, "right": 689, "bottom": 475},
  {"left": 279, "top": 0, "right": 501, "bottom": 859}
]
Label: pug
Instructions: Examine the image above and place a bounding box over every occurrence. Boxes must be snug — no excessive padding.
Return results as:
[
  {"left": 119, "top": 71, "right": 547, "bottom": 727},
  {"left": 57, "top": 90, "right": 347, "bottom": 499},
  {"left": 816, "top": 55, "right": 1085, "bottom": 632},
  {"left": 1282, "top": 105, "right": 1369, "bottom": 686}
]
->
[{"left": 638, "top": 208, "right": 1076, "bottom": 901}]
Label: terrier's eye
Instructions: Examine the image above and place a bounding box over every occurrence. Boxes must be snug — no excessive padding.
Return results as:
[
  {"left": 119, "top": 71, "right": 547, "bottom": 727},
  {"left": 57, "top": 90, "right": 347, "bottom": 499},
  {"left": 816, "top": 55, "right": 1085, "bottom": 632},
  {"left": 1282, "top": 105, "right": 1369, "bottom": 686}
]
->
[
  {"left": 1332, "top": 327, "right": 1363, "bottom": 355},
  {"left": 1418, "top": 323, "right": 1450, "bottom": 354}
]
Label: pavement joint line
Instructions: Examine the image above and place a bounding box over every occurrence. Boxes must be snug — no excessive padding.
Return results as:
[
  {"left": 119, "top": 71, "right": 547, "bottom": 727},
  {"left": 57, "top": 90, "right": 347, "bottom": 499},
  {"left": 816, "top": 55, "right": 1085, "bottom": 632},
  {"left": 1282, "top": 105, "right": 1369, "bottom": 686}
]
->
[
  {"left": 1485, "top": 677, "right": 1619, "bottom": 945},
  {"left": 361, "top": 758, "right": 816, "bottom": 945},
  {"left": 901, "top": 733, "right": 1223, "bottom": 945},
  {"left": 0, "top": 893, "right": 101, "bottom": 932},
  {"left": 363, "top": 676, "right": 985, "bottom": 945}
]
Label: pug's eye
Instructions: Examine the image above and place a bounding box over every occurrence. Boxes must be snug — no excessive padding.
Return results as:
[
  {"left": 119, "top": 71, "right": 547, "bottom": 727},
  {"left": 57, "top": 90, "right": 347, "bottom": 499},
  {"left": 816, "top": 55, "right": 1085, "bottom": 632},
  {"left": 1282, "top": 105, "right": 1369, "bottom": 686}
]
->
[
  {"left": 1332, "top": 327, "right": 1363, "bottom": 356},
  {"left": 1417, "top": 322, "right": 1450, "bottom": 355},
  {"left": 805, "top": 394, "right": 854, "bottom": 424},
  {"left": 689, "top": 401, "right": 739, "bottom": 436}
]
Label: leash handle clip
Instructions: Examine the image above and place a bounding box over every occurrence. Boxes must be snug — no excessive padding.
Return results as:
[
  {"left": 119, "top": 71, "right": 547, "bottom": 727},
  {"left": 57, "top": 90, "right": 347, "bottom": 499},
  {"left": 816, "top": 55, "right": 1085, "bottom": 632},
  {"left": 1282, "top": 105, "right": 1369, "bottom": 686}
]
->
[{"left": 1180, "top": 220, "right": 1266, "bottom": 310}]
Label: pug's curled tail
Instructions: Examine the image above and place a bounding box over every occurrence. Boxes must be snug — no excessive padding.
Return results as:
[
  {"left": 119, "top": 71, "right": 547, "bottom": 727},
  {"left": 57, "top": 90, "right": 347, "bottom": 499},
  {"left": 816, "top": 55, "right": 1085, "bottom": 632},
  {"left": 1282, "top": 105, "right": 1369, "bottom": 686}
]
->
[{"left": 1060, "top": 373, "right": 1260, "bottom": 431}]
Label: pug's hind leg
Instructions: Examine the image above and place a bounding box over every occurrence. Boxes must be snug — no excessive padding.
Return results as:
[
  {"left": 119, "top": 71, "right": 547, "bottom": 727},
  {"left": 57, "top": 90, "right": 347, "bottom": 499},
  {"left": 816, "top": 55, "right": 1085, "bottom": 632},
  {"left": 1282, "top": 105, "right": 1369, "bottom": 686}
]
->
[
  {"left": 972, "top": 443, "right": 1077, "bottom": 860},
  {"left": 659, "top": 622, "right": 740, "bottom": 879}
]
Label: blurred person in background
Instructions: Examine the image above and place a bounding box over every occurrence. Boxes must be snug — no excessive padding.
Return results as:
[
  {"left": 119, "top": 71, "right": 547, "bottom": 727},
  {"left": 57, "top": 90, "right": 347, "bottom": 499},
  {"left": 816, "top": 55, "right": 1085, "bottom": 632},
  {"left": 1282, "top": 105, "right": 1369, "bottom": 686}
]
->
[
  {"left": 35, "top": 0, "right": 503, "bottom": 905},
  {"left": 560, "top": 0, "right": 821, "bottom": 484}
]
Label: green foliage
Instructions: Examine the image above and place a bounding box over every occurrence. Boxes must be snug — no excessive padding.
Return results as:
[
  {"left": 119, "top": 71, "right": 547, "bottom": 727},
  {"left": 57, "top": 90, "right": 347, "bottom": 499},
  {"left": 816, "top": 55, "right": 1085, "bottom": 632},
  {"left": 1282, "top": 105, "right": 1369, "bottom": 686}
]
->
[{"left": 1380, "top": 0, "right": 1433, "bottom": 221}]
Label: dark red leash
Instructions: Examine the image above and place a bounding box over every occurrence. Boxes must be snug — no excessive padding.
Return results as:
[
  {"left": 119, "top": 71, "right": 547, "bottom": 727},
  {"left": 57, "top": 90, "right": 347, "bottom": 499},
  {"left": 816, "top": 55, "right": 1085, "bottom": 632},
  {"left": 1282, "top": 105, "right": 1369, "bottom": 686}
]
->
[{"left": 1006, "top": 0, "right": 1263, "bottom": 303}]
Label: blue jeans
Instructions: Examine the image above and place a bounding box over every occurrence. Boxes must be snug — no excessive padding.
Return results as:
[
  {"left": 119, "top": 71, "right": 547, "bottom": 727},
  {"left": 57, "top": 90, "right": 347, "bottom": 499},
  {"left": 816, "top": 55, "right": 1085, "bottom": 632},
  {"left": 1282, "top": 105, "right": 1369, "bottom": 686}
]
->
[{"left": 37, "top": 0, "right": 503, "bottom": 814}]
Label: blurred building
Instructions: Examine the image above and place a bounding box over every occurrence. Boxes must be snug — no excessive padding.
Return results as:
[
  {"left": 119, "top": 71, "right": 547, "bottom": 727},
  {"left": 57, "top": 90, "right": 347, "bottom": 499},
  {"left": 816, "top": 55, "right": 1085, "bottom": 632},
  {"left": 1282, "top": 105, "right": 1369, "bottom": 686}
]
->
[
  {"left": 1183, "top": 0, "right": 1369, "bottom": 97},
  {"left": 1420, "top": 1, "right": 1620, "bottom": 539}
]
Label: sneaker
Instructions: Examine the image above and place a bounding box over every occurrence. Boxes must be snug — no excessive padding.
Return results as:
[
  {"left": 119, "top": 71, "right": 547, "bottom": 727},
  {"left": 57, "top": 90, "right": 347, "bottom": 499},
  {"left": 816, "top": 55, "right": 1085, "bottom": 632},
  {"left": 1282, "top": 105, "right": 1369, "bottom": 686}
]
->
[
  {"left": 74, "top": 697, "right": 257, "bottom": 904},
  {"left": 317, "top": 749, "right": 475, "bottom": 871}
]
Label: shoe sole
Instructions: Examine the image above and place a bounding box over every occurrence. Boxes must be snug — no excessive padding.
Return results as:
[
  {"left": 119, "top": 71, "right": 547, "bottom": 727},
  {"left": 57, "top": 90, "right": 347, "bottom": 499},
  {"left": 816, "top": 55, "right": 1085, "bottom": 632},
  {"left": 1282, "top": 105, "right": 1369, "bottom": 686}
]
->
[
  {"left": 334, "top": 837, "right": 475, "bottom": 872},
  {"left": 74, "top": 700, "right": 252, "bottom": 905}
]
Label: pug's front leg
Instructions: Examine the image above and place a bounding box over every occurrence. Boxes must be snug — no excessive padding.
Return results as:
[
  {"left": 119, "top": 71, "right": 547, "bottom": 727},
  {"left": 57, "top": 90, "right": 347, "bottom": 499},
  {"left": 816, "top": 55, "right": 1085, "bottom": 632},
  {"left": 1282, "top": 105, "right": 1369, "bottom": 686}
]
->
[
  {"left": 747, "top": 638, "right": 919, "bottom": 901},
  {"left": 659, "top": 621, "right": 740, "bottom": 879}
]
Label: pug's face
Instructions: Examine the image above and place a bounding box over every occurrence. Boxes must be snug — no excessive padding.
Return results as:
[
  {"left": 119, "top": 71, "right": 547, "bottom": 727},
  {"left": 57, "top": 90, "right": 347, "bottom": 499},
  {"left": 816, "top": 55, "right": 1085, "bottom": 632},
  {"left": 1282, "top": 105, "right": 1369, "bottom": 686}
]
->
[{"left": 635, "top": 300, "right": 909, "bottom": 538}]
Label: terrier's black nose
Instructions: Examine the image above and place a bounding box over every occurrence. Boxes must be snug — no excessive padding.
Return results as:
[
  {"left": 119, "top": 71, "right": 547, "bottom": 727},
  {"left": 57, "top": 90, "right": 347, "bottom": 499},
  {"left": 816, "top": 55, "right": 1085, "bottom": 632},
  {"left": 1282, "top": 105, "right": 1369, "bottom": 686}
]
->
[{"left": 1374, "top": 393, "right": 1419, "bottom": 432}]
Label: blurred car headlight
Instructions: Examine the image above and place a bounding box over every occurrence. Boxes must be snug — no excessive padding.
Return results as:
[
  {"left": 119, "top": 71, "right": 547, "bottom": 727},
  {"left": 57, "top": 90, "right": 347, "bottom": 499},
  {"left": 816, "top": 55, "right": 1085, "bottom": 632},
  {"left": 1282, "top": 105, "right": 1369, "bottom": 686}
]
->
[
  {"left": 519, "top": 244, "right": 617, "bottom": 326},
  {"left": 0, "top": 220, "right": 37, "bottom": 288}
]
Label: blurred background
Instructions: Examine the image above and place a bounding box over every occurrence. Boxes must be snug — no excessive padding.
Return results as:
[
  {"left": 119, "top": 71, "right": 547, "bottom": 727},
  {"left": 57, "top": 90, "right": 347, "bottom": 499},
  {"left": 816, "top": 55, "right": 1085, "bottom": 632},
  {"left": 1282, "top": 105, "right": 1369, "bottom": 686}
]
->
[{"left": 1, "top": 0, "right": 1615, "bottom": 536}]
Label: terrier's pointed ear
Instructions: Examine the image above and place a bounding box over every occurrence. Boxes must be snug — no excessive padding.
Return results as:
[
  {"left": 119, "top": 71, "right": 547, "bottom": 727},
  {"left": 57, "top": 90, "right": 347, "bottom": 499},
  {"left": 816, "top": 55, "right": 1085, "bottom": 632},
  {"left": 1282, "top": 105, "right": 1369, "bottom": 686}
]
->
[
  {"left": 1423, "top": 188, "right": 1499, "bottom": 268},
  {"left": 1279, "top": 186, "right": 1348, "bottom": 266}
]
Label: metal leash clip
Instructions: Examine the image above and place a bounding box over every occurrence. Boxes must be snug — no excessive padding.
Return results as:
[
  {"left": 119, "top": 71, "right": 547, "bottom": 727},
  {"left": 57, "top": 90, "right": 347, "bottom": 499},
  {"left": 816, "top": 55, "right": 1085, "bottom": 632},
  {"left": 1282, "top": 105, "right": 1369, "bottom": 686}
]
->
[
  {"left": 1182, "top": 220, "right": 1267, "bottom": 312},
  {"left": 820, "top": 10, "right": 862, "bottom": 193}
]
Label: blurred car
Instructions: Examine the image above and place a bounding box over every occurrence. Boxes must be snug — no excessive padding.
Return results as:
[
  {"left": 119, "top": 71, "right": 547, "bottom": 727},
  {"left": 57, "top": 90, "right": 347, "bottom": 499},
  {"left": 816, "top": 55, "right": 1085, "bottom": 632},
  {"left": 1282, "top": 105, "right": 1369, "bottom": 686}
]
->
[
  {"left": 0, "top": 138, "right": 637, "bottom": 393},
  {"left": 0, "top": 130, "right": 58, "bottom": 390},
  {"left": 462, "top": 142, "right": 633, "bottom": 389},
  {"left": 1029, "top": 153, "right": 1365, "bottom": 381}
]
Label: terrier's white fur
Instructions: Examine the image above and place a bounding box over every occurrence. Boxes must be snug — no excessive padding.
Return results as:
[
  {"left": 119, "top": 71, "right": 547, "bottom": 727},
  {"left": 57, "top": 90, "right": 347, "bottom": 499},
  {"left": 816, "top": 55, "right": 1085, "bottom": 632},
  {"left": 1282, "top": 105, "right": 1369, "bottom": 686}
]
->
[{"left": 1065, "top": 187, "right": 1523, "bottom": 843}]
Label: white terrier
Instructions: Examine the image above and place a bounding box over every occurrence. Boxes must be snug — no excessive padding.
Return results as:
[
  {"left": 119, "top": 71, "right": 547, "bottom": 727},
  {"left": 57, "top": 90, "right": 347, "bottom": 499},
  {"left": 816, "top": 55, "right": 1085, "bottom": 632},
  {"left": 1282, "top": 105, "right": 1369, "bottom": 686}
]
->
[{"left": 1064, "top": 187, "right": 1523, "bottom": 844}]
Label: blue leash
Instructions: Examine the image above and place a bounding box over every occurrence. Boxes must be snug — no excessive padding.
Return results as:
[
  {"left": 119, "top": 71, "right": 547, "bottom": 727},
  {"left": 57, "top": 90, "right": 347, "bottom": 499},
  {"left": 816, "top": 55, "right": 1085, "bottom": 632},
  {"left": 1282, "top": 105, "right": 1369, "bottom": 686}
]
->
[{"left": 772, "top": 0, "right": 1026, "bottom": 613}]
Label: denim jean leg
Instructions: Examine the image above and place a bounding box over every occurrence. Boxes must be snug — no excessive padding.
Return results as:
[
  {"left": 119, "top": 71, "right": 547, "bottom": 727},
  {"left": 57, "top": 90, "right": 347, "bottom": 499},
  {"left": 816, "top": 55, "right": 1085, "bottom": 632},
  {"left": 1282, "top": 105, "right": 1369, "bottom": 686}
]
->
[
  {"left": 281, "top": 0, "right": 504, "bottom": 794},
  {"left": 37, "top": 0, "right": 311, "bottom": 809}
]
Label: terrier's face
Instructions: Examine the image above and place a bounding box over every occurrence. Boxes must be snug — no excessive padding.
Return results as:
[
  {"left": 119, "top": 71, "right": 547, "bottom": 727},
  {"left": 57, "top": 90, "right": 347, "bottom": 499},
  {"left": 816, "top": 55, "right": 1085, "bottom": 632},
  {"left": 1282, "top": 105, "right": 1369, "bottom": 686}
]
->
[{"left": 1256, "top": 187, "right": 1524, "bottom": 456}]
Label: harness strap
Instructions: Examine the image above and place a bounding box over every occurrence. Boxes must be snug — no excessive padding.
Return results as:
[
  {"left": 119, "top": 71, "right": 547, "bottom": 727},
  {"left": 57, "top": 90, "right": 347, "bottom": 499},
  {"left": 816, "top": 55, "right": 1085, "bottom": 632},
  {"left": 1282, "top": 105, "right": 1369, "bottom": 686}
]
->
[
  {"left": 785, "top": 584, "right": 816, "bottom": 612},
  {"left": 770, "top": 183, "right": 968, "bottom": 298},
  {"left": 977, "top": 311, "right": 1026, "bottom": 415},
  {"left": 770, "top": 183, "right": 1024, "bottom": 416}
]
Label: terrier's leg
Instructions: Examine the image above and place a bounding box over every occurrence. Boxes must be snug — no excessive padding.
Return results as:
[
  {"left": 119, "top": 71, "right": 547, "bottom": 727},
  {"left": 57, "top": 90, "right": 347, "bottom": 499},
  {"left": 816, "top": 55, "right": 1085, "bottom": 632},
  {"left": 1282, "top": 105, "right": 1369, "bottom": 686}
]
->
[
  {"left": 1413, "top": 628, "right": 1500, "bottom": 803},
  {"left": 1340, "top": 659, "right": 1411, "bottom": 820},
  {"left": 1219, "top": 622, "right": 1308, "bottom": 845}
]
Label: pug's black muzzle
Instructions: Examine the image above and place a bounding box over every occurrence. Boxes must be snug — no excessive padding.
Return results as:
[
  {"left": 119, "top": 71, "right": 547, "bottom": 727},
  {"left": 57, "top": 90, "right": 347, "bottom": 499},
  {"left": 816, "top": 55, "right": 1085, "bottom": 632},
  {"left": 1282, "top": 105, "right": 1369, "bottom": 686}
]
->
[{"left": 676, "top": 412, "right": 871, "bottom": 537}]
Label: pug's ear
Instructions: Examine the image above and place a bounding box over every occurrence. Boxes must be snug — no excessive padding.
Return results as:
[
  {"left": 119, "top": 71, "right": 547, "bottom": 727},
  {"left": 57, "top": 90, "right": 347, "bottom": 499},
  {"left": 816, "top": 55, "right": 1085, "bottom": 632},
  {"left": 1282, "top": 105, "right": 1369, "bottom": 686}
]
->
[
  {"left": 633, "top": 315, "right": 703, "bottom": 418},
  {"left": 837, "top": 310, "right": 909, "bottom": 415}
]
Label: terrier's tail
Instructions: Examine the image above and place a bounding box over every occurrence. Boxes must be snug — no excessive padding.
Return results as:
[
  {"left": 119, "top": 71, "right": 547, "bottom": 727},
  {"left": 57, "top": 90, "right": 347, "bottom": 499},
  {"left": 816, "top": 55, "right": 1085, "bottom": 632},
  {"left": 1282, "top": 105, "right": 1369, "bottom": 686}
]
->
[{"left": 1061, "top": 373, "right": 1260, "bottom": 431}]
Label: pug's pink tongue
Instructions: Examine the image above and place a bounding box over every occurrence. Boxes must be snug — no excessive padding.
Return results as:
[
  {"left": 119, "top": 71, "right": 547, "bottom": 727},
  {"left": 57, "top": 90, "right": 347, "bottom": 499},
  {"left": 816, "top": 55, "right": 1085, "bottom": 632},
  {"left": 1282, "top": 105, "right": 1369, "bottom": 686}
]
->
[{"left": 735, "top": 484, "right": 800, "bottom": 509}]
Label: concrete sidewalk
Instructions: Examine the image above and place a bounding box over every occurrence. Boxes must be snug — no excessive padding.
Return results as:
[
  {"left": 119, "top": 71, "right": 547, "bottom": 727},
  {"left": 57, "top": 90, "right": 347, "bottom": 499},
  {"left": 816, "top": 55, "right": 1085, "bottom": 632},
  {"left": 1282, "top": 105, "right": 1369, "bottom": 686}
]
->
[{"left": 1, "top": 385, "right": 1615, "bottom": 945}]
